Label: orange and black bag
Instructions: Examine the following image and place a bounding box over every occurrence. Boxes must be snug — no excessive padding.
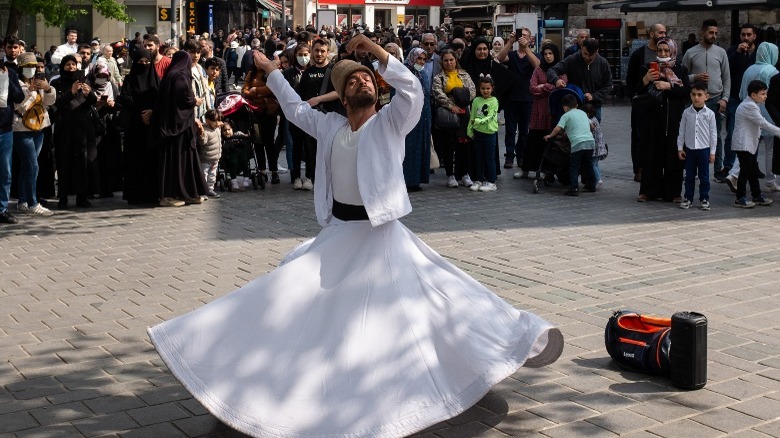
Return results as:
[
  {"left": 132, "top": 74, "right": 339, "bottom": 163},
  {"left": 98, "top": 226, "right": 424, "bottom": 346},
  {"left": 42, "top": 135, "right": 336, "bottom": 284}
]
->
[{"left": 605, "top": 310, "right": 671, "bottom": 376}]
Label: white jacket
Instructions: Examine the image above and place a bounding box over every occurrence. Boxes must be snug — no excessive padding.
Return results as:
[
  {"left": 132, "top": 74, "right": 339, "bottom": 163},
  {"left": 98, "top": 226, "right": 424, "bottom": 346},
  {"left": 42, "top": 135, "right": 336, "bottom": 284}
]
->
[
  {"left": 732, "top": 97, "right": 780, "bottom": 154},
  {"left": 267, "top": 56, "right": 423, "bottom": 227}
]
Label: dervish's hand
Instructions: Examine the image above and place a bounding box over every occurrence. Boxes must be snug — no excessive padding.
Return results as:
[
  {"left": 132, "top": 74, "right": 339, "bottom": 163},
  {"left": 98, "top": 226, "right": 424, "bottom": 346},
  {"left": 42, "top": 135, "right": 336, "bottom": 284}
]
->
[
  {"left": 253, "top": 51, "right": 279, "bottom": 76},
  {"left": 346, "top": 34, "right": 376, "bottom": 55}
]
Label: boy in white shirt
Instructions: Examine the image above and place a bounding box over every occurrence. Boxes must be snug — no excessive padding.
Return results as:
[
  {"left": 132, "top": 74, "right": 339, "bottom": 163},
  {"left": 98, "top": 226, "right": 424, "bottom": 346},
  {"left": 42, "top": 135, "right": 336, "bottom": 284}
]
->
[
  {"left": 731, "top": 79, "right": 780, "bottom": 207},
  {"left": 678, "top": 82, "right": 717, "bottom": 210}
]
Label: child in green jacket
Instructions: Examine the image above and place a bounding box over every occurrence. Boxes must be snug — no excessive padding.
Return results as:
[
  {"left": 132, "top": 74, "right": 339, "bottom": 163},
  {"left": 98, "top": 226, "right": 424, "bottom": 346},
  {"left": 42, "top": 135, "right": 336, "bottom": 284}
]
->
[{"left": 468, "top": 75, "right": 500, "bottom": 192}]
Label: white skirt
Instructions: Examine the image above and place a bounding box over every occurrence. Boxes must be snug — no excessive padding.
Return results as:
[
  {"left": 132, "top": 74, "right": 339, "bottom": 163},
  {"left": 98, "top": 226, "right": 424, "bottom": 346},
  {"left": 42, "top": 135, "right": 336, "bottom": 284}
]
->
[{"left": 148, "top": 219, "right": 563, "bottom": 438}]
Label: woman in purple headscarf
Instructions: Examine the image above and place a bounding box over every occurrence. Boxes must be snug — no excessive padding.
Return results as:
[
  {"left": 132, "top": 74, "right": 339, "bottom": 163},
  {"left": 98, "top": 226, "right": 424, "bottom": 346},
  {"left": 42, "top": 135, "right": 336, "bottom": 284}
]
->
[{"left": 154, "top": 50, "right": 208, "bottom": 207}]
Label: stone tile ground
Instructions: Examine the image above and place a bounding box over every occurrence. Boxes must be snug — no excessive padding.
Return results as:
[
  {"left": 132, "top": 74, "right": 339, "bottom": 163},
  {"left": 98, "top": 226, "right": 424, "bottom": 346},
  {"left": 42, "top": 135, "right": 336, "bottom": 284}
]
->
[{"left": 1, "top": 105, "right": 779, "bottom": 437}]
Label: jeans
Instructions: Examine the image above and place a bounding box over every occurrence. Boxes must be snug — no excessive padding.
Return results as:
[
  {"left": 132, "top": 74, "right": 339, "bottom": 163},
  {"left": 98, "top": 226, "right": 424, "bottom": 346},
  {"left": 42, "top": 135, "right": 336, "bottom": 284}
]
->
[
  {"left": 472, "top": 131, "right": 497, "bottom": 183},
  {"left": 735, "top": 150, "right": 761, "bottom": 199},
  {"left": 503, "top": 100, "right": 532, "bottom": 165},
  {"left": 0, "top": 131, "right": 12, "bottom": 212},
  {"left": 706, "top": 96, "right": 724, "bottom": 172},
  {"left": 14, "top": 131, "right": 44, "bottom": 207},
  {"left": 569, "top": 148, "right": 596, "bottom": 190},
  {"left": 723, "top": 96, "right": 740, "bottom": 170},
  {"left": 591, "top": 156, "right": 602, "bottom": 183},
  {"left": 683, "top": 147, "right": 711, "bottom": 201}
]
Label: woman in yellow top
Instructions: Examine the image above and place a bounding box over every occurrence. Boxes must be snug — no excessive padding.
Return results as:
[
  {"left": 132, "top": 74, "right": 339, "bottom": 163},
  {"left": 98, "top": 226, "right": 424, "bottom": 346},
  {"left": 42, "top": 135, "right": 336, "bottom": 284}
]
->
[{"left": 432, "top": 49, "right": 476, "bottom": 188}]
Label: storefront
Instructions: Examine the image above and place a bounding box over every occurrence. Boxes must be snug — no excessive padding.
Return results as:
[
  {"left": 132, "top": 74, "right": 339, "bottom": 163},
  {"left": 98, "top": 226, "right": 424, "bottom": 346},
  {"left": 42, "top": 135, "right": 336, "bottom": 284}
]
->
[{"left": 315, "top": 0, "right": 442, "bottom": 30}]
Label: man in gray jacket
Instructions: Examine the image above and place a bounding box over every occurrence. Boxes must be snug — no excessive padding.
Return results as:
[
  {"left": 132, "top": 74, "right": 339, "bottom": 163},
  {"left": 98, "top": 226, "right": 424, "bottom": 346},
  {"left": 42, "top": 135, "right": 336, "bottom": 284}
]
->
[
  {"left": 547, "top": 38, "right": 612, "bottom": 122},
  {"left": 682, "top": 18, "right": 731, "bottom": 175}
]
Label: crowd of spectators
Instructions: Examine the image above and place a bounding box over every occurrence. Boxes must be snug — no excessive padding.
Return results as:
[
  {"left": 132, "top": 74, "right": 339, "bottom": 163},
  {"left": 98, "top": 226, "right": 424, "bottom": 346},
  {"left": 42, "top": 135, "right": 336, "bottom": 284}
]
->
[{"left": 4, "top": 18, "right": 780, "bottom": 224}]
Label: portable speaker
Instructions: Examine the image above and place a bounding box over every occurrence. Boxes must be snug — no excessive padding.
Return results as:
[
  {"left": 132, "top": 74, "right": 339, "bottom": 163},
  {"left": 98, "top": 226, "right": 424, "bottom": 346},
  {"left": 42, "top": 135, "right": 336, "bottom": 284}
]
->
[{"left": 670, "top": 312, "right": 707, "bottom": 390}]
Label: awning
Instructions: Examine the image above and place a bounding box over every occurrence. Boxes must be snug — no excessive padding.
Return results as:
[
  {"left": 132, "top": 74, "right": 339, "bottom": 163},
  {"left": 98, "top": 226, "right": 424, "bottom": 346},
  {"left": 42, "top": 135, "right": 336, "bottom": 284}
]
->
[
  {"left": 256, "top": 0, "right": 290, "bottom": 18},
  {"left": 593, "top": 0, "right": 780, "bottom": 12}
]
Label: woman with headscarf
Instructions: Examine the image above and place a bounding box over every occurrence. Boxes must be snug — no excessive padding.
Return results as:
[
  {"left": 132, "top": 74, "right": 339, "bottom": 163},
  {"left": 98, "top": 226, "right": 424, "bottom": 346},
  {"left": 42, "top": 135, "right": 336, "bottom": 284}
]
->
[
  {"left": 524, "top": 43, "right": 566, "bottom": 178},
  {"left": 154, "top": 50, "right": 208, "bottom": 207},
  {"left": 635, "top": 37, "right": 690, "bottom": 202},
  {"left": 119, "top": 48, "right": 160, "bottom": 205},
  {"left": 491, "top": 37, "right": 504, "bottom": 59},
  {"left": 90, "top": 58, "right": 122, "bottom": 198},
  {"left": 738, "top": 42, "right": 779, "bottom": 189},
  {"left": 460, "top": 37, "right": 513, "bottom": 175},
  {"left": 51, "top": 54, "right": 100, "bottom": 209},
  {"left": 402, "top": 47, "right": 432, "bottom": 191}
]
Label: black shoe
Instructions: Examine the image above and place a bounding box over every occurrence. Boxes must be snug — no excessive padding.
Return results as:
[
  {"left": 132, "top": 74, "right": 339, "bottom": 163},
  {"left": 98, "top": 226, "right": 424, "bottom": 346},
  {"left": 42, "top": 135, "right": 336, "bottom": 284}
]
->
[
  {"left": 76, "top": 198, "right": 91, "bottom": 208},
  {"left": 0, "top": 210, "right": 18, "bottom": 224},
  {"left": 406, "top": 185, "right": 422, "bottom": 192},
  {"left": 564, "top": 188, "right": 579, "bottom": 196},
  {"left": 57, "top": 198, "right": 68, "bottom": 209},
  {"left": 271, "top": 173, "right": 280, "bottom": 184}
]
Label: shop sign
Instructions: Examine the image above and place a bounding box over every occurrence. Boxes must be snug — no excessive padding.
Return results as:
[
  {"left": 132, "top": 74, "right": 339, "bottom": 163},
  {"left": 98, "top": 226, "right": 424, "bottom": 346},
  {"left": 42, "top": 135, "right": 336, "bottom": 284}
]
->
[
  {"left": 159, "top": 7, "right": 172, "bottom": 21},
  {"left": 338, "top": 14, "right": 348, "bottom": 27},
  {"left": 186, "top": 1, "right": 197, "bottom": 33},
  {"left": 365, "top": 0, "right": 410, "bottom": 4},
  {"left": 352, "top": 14, "right": 362, "bottom": 25}
]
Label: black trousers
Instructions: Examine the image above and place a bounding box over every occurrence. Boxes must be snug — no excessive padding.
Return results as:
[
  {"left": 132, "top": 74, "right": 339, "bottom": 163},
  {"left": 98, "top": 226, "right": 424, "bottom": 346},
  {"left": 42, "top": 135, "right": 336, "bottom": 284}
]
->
[{"left": 736, "top": 150, "right": 762, "bottom": 199}]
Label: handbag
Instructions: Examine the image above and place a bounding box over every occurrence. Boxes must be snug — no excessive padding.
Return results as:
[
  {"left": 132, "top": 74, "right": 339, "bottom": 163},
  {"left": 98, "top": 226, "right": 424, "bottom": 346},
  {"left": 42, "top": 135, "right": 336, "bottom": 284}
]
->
[
  {"left": 435, "top": 106, "right": 459, "bottom": 129},
  {"left": 22, "top": 93, "right": 46, "bottom": 131},
  {"left": 632, "top": 84, "right": 664, "bottom": 108}
]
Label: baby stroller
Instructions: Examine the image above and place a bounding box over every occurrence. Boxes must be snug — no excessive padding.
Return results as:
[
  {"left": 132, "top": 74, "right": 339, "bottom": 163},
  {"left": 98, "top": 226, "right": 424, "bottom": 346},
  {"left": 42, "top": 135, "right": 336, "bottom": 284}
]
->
[
  {"left": 532, "top": 85, "right": 584, "bottom": 194},
  {"left": 215, "top": 91, "right": 265, "bottom": 190}
]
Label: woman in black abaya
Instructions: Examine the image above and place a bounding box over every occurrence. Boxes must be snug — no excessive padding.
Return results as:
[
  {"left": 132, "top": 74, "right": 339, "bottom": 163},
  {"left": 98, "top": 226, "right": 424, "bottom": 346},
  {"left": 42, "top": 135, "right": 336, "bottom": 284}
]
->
[
  {"left": 154, "top": 51, "right": 207, "bottom": 207},
  {"left": 119, "top": 48, "right": 160, "bottom": 205},
  {"left": 460, "top": 37, "right": 513, "bottom": 175},
  {"left": 51, "top": 54, "right": 99, "bottom": 208}
]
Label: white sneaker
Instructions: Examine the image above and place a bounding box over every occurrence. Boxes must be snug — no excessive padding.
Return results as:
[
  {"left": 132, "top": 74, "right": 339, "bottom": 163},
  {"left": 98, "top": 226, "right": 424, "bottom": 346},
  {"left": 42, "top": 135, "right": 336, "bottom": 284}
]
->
[
  {"left": 242, "top": 176, "right": 251, "bottom": 188},
  {"left": 293, "top": 178, "right": 303, "bottom": 190},
  {"left": 725, "top": 174, "right": 738, "bottom": 193},
  {"left": 596, "top": 180, "right": 603, "bottom": 189},
  {"left": 470, "top": 181, "right": 482, "bottom": 191},
  {"left": 277, "top": 166, "right": 288, "bottom": 174},
  {"left": 28, "top": 204, "right": 54, "bottom": 216},
  {"left": 230, "top": 179, "right": 240, "bottom": 191},
  {"left": 460, "top": 174, "right": 474, "bottom": 187},
  {"left": 17, "top": 202, "right": 29, "bottom": 213},
  {"left": 513, "top": 170, "right": 529, "bottom": 179},
  {"left": 301, "top": 178, "right": 313, "bottom": 190},
  {"left": 447, "top": 175, "right": 458, "bottom": 188},
  {"left": 479, "top": 182, "right": 497, "bottom": 192},
  {"left": 765, "top": 181, "right": 780, "bottom": 192}
]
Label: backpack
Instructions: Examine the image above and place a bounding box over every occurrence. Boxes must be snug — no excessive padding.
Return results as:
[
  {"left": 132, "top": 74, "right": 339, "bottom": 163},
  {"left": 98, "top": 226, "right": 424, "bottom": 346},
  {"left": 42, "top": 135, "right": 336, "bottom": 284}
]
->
[
  {"left": 604, "top": 309, "right": 672, "bottom": 376},
  {"left": 22, "top": 93, "right": 46, "bottom": 131}
]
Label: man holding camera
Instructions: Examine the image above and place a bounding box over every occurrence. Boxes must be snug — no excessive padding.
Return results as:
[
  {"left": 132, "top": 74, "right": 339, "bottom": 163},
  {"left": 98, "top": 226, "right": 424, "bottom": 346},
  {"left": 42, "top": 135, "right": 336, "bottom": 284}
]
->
[{"left": 495, "top": 28, "right": 540, "bottom": 170}]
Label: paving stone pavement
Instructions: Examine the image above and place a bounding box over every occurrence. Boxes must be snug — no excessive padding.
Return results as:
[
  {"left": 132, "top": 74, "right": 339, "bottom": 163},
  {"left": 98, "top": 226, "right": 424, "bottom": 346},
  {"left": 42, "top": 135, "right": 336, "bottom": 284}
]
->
[{"left": 1, "top": 103, "right": 780, "bottom": 437}]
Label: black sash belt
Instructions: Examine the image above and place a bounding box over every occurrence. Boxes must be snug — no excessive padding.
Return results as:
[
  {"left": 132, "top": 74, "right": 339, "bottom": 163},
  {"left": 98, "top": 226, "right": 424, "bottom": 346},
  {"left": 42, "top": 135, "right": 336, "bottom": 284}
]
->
[{"left": 333, "top": 200, "right": 369, "bottom": 221}]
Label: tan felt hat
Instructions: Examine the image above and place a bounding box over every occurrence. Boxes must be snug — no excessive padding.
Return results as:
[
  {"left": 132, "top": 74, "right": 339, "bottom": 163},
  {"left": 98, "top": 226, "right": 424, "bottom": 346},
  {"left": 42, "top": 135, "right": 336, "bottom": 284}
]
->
[{"left": 330, "top": 60, "right": 377, "bottom": 99}]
